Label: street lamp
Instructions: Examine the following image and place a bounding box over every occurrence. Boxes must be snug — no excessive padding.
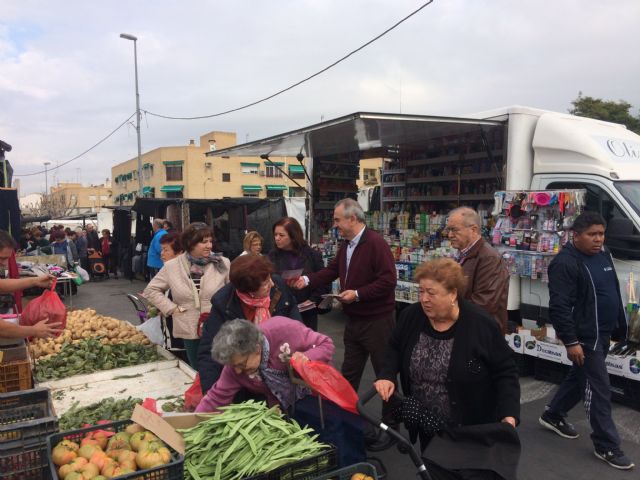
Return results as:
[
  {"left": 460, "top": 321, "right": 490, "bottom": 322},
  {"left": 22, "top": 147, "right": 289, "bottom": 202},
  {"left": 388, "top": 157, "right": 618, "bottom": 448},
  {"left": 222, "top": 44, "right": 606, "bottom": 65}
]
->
[
  {"left": 120, "top": 33, "right": 143, "bottom": 197},
  {"left": 43, "top": 162, "right": 51, "bottom": 194}
]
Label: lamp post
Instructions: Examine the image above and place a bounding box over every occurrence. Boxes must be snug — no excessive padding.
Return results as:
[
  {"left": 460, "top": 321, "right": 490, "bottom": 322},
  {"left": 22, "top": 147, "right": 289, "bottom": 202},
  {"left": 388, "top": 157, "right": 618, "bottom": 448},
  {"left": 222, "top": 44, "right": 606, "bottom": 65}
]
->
[
  {"left": 120, "top": 33, "right": 143, "bottom": 197},
  {"left": 43, "top": 162, "right": 51, "bottom": 194}
]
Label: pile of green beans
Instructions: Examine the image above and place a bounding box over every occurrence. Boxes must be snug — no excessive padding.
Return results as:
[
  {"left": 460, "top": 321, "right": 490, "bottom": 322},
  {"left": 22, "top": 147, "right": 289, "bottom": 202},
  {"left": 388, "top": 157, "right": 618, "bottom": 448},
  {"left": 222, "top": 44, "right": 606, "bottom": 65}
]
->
[{"left": 180, "top": 400, "right": 330, "bottom": 480}]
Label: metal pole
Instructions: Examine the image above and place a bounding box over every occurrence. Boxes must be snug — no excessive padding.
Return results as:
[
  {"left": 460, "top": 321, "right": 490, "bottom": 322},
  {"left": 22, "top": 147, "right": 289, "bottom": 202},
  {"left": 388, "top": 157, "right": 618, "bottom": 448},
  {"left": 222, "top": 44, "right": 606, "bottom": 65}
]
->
[{"left": 120, "top": 33, "right": 143, "bottom": 198}]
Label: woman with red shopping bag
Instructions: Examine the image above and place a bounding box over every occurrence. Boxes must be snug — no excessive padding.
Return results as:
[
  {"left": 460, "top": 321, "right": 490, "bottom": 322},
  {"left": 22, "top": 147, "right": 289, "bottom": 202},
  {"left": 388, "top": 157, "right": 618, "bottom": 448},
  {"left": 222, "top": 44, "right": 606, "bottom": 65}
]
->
[{"left": 0, "top": 229, "right": 61, "bottom": 339}]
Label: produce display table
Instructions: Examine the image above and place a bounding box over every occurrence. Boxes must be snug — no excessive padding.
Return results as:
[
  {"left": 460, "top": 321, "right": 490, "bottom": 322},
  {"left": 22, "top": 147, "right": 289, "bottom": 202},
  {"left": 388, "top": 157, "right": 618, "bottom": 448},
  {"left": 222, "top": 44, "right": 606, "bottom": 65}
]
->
[{"left": 36, "top": 347, "right": 196, "bottom": 415}]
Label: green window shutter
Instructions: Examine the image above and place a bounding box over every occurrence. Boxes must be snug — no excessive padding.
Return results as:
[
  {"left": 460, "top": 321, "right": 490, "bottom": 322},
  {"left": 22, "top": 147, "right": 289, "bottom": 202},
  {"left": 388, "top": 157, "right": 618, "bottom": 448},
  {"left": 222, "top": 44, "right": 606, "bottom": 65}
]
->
[
  {"left": 162, "top": 160, "right": 184, "bottom": 166},
  {"left": 241, "top": 185, "right": 262, "bottom": 192},
  {"left": 288, "top": 165, "right": 305, "bottom": 173},
  {"left": 266, "top": 185, "right": 287, "bottom": 191},
  {"left": 160, "top": 185, "right": 184, "bottom": 192}
]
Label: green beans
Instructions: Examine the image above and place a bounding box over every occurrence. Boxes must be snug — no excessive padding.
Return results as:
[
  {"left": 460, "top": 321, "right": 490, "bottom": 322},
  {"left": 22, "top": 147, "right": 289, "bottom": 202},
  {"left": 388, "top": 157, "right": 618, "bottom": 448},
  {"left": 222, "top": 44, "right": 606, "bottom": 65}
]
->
[{"left": 179, "top": 400, "right": 330, "bottom": 480}]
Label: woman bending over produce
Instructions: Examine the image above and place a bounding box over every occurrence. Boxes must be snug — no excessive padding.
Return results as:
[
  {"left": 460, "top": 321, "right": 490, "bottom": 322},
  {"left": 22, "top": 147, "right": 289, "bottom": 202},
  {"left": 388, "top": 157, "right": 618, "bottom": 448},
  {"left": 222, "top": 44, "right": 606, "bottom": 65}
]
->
[
  {"left": 196, "top": 316, "right": 365, "bottom": 467},
  {"left": 144, "top": 222, "right": 230, "bottom": 368},
  {"left": 197, "top": 254, "right": 301, "bottom": 393}
]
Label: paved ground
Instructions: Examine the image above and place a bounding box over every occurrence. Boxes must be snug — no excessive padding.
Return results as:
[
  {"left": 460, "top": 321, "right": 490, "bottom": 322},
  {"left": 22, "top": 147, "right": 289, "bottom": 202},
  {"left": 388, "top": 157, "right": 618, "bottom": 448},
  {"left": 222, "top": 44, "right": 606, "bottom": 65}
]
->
[{"left": 71, "top": 278, "right": 640, "bottom": 479}]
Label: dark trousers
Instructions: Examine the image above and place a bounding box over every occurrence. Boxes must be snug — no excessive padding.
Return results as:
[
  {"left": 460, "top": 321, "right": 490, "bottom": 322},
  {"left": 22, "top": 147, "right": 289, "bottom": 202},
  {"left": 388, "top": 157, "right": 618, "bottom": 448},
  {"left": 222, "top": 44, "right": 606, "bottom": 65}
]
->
[
  {"left": 301, "top": 309, "right": 318, "bottom": 331},
  {"left": 546, "top": 335, "right": 621, "bottom": 452},
  {"left": 291, "top": 395, "right": 365, "bottom": 467},
  {"left": 342, "top": 312, "right": 397, "bottom": 421}
]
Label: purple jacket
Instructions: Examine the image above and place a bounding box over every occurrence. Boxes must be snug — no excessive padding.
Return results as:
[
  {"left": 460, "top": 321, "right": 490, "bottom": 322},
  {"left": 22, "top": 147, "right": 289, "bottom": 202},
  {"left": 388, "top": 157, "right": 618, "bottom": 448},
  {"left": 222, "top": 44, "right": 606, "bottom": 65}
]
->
[{"left": 196, "top": 316, "right": 335, "bottom": 412}]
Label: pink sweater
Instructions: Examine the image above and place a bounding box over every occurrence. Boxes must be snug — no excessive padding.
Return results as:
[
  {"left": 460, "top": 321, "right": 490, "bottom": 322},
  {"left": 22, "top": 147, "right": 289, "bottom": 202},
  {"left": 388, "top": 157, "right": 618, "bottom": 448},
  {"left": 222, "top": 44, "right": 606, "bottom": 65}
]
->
[{"left": 195, "top": 316, "right": 334, "bottom": 413}]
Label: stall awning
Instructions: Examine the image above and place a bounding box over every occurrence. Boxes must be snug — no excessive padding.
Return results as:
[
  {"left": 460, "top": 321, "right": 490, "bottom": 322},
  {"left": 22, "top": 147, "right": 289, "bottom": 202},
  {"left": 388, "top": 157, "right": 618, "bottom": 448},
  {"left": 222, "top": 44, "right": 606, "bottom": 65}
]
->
[
  {"left": 288, "top": 165, "right": 305, "bottom": 173},
  {"left": 240, "top": 162, "right": 260, "bottom": 167},
  {"left": 142, "top": 186, "right": 154, "bottom": 194},
  {"left": 266, "top": 185, "right": 287, "bottom": 191},
  {"left": 162, "top": 160, "right": 184, "bottom": 166},
  {"left": 241, "top": 185, "right": 262, "bottom": 192},
  {"left": 205, "top": 112, "right": 504, "bottom": 159},
  {"left": 160, "top": 185, "right": 184, "bottom": 192}
]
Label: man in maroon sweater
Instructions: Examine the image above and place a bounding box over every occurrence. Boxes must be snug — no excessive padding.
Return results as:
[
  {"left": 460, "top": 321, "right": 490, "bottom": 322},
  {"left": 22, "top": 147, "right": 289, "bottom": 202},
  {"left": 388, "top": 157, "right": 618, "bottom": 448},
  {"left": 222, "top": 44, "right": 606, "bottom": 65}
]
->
[{"left": 294, "top": 198, "right": 397, "bottom": 450}]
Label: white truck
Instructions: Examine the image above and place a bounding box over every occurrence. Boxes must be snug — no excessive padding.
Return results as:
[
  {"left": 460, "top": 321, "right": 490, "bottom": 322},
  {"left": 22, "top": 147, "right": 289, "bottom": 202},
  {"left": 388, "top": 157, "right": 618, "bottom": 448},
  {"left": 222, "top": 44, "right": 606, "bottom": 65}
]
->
[
  {"left": 472, "top": 106, "right": 640, "bottom": 324},
  {"left": 208, "top": 106, "right": 640, "bottom": 324}
]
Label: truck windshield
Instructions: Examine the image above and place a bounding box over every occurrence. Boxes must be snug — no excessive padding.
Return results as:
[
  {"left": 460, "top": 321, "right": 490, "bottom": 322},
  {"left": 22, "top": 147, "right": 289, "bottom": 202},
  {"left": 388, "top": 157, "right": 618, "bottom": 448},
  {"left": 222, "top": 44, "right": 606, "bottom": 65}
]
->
[{"left": 615, "top": 181, "right": 640, "bottom": 217}]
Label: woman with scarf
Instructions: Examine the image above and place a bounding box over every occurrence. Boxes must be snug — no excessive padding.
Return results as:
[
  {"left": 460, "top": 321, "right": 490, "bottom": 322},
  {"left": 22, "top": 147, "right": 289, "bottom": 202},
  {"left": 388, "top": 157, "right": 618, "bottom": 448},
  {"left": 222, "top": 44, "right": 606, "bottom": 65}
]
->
[
  {"left": 144, "top": 222, "right": 230, "bottom": 368},
  {"left": 196, "top": 317, "right": 365, "bottom": 467},
  {"left": 197, "top": 254, "right": 301, "bottom": 394}
]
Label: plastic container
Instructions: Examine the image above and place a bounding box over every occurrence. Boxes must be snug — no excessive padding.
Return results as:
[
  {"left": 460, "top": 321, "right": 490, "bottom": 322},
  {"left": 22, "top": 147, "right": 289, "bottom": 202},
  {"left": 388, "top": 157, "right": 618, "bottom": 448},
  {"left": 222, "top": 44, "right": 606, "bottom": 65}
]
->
[
  {"left": 533, "top": 358, "right": 570, "bottom": 385},
  {"left": 47, "top": 419, "right": 183, "bottom": 480},
  {"left": 0, "top": 440, "right": 49, "bottom": 480},
  {"left": 312, "top": 462, "right": 378, "bottom": 480},
  {"left": 0, "top": 343, "right": 32, "bottom": 393},
  {"left": 244, "top": 445, "right": 337, "bottom": 480},
  {"left": 0, "top": 388, "right": 58, "bottom": 448}
]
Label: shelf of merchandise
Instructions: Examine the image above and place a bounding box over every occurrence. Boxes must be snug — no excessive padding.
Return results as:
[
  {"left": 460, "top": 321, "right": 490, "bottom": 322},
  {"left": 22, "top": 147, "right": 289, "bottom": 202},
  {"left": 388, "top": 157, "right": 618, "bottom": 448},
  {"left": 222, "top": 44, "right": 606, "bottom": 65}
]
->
[
  {"left": 382, "top": 197, "right": 407, "bottom": 202},
  {"left": 406, "top": 150, "right": 504, "bottom": 167},
  {"left": 382, "top": 168, "right": 406, "bottom": 175},
  {"left": 405, "top": 194, "right": 495, "bottom": 202},
  {"left": 406, "top": 172, "right": 498, "bottom": 184},
  {"left": 383, "top": 182, "right": 406, "bottom": 187}
]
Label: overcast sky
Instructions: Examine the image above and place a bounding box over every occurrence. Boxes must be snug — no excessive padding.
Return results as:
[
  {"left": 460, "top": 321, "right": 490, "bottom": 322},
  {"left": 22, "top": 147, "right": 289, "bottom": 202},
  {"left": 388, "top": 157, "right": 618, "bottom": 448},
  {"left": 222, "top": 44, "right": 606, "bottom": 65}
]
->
[{"left": 2, "top": 0, "right": 639, "bottom": 195}]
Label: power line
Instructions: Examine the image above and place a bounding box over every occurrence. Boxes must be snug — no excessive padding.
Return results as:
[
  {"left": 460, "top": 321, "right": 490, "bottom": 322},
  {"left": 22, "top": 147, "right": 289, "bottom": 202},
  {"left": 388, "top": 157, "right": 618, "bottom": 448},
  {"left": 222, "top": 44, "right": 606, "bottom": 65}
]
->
[
  {"left": 14, "top": 112, "right": 136, "bottom": 177},
  {"left": 144, "top": 0, "right": 434, "bottom": 121}
]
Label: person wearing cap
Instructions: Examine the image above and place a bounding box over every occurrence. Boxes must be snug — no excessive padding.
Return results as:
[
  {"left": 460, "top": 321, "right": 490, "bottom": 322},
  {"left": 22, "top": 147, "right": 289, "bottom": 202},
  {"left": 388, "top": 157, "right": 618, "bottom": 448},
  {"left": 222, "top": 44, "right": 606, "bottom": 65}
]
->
[{"left": 446, "top": 207, "right": 509, "bottom": 333}]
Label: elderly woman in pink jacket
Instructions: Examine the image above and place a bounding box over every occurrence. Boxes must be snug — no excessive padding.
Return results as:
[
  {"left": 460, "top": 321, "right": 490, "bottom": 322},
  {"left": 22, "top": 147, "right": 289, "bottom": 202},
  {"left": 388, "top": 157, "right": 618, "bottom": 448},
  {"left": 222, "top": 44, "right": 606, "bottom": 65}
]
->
[{"left": 196, "top": 316, "right": 364, "bottom": 467}]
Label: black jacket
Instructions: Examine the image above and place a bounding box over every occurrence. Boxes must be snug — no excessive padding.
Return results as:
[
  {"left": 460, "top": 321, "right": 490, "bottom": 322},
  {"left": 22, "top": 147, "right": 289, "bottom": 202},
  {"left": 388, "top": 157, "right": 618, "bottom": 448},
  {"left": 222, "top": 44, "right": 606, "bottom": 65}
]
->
[
  {"left": 267, "top": 246, "right": 330, "bottom": 306},
  {"left": 548, "top": 243, "right": 627, "bottom": 350},
  {"left": 197, "top": 274, "right": 302, "bottom": 393},
  {"left": 378, "top": 299, "right": 520, "bottom": 429}
]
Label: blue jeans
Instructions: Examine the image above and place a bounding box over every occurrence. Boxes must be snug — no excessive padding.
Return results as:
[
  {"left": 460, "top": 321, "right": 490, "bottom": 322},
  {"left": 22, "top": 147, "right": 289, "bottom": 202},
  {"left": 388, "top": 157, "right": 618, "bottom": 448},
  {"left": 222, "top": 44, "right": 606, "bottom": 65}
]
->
[{"left": 546, "top": 335, "right": 621, "bottom": 452}]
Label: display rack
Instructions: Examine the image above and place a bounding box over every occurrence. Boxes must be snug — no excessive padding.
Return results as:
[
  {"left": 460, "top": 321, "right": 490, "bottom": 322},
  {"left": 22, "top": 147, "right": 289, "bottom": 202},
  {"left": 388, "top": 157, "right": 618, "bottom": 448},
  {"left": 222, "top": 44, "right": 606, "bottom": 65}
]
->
[{"left": 490, "top": 189, "right": 586, "bottom": 282}]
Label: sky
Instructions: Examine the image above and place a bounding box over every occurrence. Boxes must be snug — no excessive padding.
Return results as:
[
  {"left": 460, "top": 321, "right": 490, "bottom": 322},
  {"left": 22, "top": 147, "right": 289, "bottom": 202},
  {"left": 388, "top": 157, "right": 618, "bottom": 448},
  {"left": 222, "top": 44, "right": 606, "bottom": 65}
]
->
[{"left": 2, "top": 0, "right": 639, "bottom": 195}]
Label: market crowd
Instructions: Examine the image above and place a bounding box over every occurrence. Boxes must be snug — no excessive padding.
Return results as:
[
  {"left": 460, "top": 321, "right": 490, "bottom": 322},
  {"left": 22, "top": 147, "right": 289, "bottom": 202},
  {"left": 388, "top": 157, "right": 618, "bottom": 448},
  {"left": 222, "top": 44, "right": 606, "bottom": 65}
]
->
[{"left": 2, "top": 198, "right": 627, "bottom": 477}]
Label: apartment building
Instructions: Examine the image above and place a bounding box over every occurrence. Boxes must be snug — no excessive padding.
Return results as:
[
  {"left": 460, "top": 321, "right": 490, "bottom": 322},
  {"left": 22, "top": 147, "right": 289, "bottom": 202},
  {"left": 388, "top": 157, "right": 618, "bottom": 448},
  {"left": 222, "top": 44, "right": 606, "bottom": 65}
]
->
[
  {"left": 110, "top": 130, "right": 380, "bottom": 205},
  {"left": 48, "top": 182, "right": 112, "bottom": 215}
]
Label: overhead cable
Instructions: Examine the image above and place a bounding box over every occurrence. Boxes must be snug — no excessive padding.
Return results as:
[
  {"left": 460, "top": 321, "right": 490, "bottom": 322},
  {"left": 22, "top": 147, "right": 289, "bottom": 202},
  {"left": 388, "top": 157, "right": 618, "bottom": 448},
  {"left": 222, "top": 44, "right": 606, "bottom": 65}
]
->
[
  {"left": 143, "top": 0, "right": 434, "bottom": 121},
  {"left": 14, "top": 112, "right": 136, "bottom": 177}
]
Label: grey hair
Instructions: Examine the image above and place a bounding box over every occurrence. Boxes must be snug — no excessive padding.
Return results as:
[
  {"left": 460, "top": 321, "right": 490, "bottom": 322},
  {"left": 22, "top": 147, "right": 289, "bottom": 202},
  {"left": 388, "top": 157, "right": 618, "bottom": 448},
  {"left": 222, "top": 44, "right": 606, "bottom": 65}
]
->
[
  {"left": 335, "top": 198, "right": 365, "bottom": 223},
  {"left": 211, "top": 319, "right": 264, "bottom": 364},
  {"left": 152, "top": 218, "right": 164, "bottom": 229},
  {"left": 449, "top": 207, "right": 481, "bottom": 229}
]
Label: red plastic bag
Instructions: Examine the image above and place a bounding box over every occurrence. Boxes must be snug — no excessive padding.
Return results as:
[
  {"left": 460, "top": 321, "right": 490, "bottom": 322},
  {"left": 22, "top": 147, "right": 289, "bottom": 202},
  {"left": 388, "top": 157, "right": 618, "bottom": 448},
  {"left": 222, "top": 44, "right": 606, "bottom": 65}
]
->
[
  {"left": 20, "top": 278, "right": 66, "bottom": 335},
  {"left": 291, "top": 358, "right": 359, "bottom": 414},
  {"left": 184, "top": 374, "right": 203, "bottom": 412}
]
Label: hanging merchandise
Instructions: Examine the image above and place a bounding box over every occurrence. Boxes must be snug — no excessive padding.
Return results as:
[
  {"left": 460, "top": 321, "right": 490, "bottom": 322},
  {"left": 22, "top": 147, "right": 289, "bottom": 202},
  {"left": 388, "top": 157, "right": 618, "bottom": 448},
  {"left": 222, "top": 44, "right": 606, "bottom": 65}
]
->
[
  {"left": 491, "top": 189, "right": 586, "bottom": 283},
  {"left": 627, "top": 272, "right": 640, "bottom": 343}
]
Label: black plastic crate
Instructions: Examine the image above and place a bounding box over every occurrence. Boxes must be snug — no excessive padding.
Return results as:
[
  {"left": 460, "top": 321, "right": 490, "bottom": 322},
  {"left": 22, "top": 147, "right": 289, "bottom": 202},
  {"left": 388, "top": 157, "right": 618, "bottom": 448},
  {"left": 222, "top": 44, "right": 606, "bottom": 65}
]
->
[
  {"left": 610, "top": 376, "right": 640, "bottom": 411},
  {"left": 0, "top": 439, "right": 49, "bottom": 480},
  {"left": 312, "top": 462, "right": 378, "bottom": 479},
  {"left": 47, "top": 419, "right": 182, "bottom": 480},
  {"left": 534, "top": 358, "right": 570, "bottom": 385},
  {"left": 244, "top": 445, "right": 337, "bottom": 480},
  {"left": 0, "top": 388, "right": 58, "bottom": 449}
]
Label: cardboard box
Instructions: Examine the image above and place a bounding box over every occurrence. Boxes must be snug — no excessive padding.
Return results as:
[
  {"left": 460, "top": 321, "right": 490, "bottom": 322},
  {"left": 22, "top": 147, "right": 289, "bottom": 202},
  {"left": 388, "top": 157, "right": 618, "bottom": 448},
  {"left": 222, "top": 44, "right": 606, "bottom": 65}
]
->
[
  {"left": 131, "top": 404, "right": 212, "bottom": 455},
  {"left": 535, "top": 340, "right": 572, "bottom": 366}
]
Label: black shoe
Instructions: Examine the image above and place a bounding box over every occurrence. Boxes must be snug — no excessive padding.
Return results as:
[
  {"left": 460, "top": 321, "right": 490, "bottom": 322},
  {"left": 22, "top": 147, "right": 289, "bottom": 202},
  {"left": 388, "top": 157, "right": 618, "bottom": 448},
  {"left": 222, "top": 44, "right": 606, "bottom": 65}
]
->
[
  {"left": 594, "top": 450, "right": 635, "bottom": 470},
  {"left": 366, "top": 430, "right": 396, "bottom": 452},
  {"left": 539, "top": 412, "right": 579, "bottom": 439}
]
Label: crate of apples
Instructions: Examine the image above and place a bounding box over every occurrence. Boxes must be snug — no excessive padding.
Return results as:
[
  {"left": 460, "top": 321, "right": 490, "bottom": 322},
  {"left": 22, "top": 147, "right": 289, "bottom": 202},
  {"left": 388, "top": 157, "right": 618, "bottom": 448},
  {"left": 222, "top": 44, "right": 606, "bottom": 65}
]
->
[{"left": 49, "top": 421, "right": 176, "bottom": 479}]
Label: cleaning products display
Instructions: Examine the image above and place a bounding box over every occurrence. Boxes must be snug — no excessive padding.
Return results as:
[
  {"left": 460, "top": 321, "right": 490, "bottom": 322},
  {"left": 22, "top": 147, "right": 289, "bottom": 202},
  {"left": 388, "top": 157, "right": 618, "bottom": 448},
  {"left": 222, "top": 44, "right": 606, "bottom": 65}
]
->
[{"left": 491, "top": 190, "right": 586, "bottom": 282}]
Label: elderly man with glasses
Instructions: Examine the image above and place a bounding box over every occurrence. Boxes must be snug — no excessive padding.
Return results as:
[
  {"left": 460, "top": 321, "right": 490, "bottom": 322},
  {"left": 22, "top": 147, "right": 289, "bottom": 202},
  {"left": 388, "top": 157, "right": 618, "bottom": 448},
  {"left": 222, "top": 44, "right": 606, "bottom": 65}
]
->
[{"left": 446, "top": 207, "right": 509, "bottom": 333}]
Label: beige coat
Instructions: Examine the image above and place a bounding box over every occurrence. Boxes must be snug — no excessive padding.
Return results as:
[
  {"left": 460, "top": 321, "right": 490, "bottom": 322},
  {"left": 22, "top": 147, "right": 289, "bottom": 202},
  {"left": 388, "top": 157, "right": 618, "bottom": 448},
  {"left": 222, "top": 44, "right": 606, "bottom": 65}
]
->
[{"left": 143, "top": 253, "right": 230, "bottom": 339}]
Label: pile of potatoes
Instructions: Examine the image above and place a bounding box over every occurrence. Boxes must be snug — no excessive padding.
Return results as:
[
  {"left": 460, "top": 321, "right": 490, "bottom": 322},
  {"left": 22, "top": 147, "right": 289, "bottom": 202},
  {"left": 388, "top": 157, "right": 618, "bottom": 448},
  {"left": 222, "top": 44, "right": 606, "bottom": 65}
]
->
[{"left": 30, "top": 308, "right": 151, "bottom": 360}]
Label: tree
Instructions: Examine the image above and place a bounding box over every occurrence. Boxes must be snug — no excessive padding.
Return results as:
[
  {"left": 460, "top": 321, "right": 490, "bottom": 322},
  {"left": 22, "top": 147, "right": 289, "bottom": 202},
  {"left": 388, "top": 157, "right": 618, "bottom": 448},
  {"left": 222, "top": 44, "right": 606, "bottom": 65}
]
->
[
  {"left": 569, "top": 92, "right": 640, "bottom": 134},
  {"left": 33, "top": 192, "right": 78, "bottom": 218}
]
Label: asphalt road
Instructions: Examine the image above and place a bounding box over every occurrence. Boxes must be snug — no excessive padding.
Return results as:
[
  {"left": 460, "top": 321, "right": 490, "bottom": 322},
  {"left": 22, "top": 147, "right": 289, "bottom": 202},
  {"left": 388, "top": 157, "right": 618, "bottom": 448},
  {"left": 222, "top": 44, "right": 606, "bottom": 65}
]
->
[{"left": 71, "top": 278, "right": 640, "bottom": 479}]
